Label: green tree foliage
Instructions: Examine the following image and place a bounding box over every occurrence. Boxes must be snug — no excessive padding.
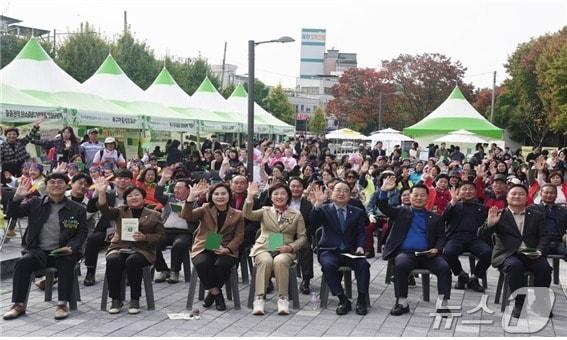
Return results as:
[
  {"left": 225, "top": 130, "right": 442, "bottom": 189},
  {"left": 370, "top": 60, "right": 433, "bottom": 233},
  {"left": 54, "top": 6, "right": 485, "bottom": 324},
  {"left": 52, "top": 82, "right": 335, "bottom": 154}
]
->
[
  {"left": 221, "top": 84, "right": 235, "bottom": 99},
  {"left": 265, "top": 84, "right": 294, "bottom": 124},
  {"left": 165, "top": 56, "right": 220, "bottom": 95},
  {"left": 309, "top": 106, "right": 327, "bottom": 134},
  {"left": 111, "top": 31, "right": 159, "bottom": 89},
  {"left": 1, "top": 35, "right": 54, "bottom": 68},
  {"left": 55, "top": 22, "right": 110, "bottom": 82},
  {"left": 242, "top": 79, "right": 270, "bottom": 111}
]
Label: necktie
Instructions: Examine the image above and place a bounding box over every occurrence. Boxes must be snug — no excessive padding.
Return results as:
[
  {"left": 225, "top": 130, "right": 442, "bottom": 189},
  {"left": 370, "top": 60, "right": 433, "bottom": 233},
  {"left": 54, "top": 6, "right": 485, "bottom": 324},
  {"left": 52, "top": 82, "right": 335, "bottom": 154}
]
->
[{"left": 337, "top": 208, "right": 346, "bottom": 232}]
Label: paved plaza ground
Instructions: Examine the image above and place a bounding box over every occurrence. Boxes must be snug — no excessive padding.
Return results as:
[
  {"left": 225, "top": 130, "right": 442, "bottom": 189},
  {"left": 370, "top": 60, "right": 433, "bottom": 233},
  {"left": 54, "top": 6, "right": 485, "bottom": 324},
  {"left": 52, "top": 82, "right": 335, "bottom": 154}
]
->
[{"left": 1, "top": 229, "right": 567, "bottom": 337}]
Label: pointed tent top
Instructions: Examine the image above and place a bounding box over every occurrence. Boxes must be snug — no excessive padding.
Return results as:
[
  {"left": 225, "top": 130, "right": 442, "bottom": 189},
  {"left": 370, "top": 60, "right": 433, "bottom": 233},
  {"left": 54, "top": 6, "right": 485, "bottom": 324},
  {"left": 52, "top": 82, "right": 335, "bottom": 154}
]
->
[
  {"left": 196, "top": 76, "right": 217, "bottom": 93},
  {"left": 230, "top": 84, "right": 248, "bottom": 98},
  {"left": 448, "top": 86, "right": 465, "bottom": 100},
  {"left": 15, "top": 38, "right": 51, "bottom": 61},
  {"left": 152, "top": 67, "right": 177, "bottom": 86},
  {"left": 95, "top": 54, "right": 124, "bottom": 75}
]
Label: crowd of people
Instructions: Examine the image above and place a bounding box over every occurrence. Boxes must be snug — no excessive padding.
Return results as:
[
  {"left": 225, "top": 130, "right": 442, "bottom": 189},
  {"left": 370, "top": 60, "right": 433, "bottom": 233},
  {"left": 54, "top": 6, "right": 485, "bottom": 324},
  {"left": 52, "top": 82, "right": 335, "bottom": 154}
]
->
[{"left": 1, "top": 119, "right": 566, "bottom": 322}]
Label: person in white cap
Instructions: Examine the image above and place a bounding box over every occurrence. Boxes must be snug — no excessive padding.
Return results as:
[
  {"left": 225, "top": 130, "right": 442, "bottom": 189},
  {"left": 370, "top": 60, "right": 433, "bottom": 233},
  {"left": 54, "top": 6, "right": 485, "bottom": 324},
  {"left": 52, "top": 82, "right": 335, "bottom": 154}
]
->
[{"left": 92, "top": 137, "right": 126, "bottom": 170}]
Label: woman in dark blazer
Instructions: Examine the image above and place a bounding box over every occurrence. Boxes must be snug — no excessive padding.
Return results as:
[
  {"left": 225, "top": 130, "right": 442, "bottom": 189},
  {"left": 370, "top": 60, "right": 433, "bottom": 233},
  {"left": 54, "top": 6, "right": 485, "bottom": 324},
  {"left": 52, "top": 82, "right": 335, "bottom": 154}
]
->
[
  {"left": 182, "top": 180, "right": 244, "bottom": 311},
  {"left": 95, "top": 178, "right": 165, "bottom": 315}
]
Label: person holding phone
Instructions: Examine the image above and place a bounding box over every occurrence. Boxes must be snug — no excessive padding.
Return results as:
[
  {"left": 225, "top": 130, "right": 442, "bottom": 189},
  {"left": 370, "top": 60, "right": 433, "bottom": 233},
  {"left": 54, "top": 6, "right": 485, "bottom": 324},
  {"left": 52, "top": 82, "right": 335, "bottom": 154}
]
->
[
  {"left": 181, "top": 181, "right": 244, "bottom": 311},
  {"left": 3, "top": 173, "right": 88, "bottom": 321},
  {"left": 243, "top": 182, "right": 306, "bottom": 316},
  {"left": 95, "top": 177, "right": 165, "bottom": 315}
]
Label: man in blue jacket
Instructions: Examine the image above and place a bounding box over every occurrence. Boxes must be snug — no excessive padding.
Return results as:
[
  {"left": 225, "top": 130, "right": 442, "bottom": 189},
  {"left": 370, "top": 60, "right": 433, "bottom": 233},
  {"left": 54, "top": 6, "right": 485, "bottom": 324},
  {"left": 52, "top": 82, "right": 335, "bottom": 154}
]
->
[
  {"left": 379, "top": 176, "right": 451, "bottom": 316},
  {"left": 310, "top": 181, "right": 370, "bottom": 315}
]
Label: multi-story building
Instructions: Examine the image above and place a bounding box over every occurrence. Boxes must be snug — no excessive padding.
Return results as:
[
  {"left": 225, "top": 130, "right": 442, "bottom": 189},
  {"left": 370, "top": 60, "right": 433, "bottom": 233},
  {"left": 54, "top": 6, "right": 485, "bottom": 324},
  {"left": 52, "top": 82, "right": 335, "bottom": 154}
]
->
[{"left": 0, "top": 15, "right": 50, "bottom": 39}]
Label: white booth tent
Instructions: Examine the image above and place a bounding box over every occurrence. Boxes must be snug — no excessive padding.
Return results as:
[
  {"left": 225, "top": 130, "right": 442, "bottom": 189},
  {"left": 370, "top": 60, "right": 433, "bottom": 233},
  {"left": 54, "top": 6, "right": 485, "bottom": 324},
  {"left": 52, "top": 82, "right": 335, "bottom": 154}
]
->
[
  {"left": 433, "top": 129, "right": 488, "bottom": 144},
  {"left": 226, "top": 84, "right": 295, "bottom": 135},
  {"left": 0, "top": 38, "right": 138, "bottom": 128},
  {"left": 0, "top": 83, "right": 61, "bottom": 123},
  {"left": 82, "top": 55, "right": 196, "bottom": 133},
  {"left": 369, "top": 128, "right": 414, "bottom": 155},
  {"left": 325, "top": 128, "right": 371, "bottom": 140}
]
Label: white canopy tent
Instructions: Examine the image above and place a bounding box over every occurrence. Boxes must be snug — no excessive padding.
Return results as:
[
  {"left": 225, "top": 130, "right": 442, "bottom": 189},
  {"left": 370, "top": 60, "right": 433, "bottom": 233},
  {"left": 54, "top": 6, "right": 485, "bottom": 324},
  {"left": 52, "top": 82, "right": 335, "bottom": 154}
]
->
[
  {"left": 369, "top": 128, "right": 414, "bottom": 154},
  {"left": 433, "top": 129, "right": 488, "bottom": 144},
  {"left": 325, "top": 128, "right": 371, "bottom": 140}
]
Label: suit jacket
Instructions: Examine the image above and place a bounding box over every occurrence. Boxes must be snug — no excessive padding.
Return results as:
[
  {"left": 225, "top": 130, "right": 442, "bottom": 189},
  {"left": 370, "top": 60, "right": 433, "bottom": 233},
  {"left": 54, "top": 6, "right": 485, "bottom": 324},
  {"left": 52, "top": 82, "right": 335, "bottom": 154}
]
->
[
  {"left": 87, "top": 191, "right": 118, "bottom": 233},
  {"left": 9, "top": 196, "right": 88, "bottom": 267},
  {"left": 378, "top": 196, "right": 445, "bottom": 261},
  {"left": 243, "top": 199, "right": 306, "bottom": 258},
  {"left": 443, "top": 201, "right": 488, "bottom": 239},
  {"left": 478, "top": 208, "right": 548, "bottom": 267},
  {"left": 528, "top": 203, "right": 567, "bottom": 241},
  {"left": 181, "top": 203, "right": 244, "bottom": 258},
  {"left": 309, "top": 203, "right": 366, "bottom": 253},
  {"left": 99, "top": 203, "right": 165, "bottom": 264}
]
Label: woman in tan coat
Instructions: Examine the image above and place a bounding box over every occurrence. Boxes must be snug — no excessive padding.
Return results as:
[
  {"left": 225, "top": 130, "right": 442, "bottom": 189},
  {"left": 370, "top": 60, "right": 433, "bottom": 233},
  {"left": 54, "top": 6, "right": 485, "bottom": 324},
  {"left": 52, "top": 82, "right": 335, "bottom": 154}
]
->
[
  {"left": 243, "top": 182, "right": 306, "bottom": 316},
  {"left": 95, "top": 177, "right": 165, "bottom": 315},
  {"left": 182, "top": 180, "right": 244, "bottom": 311}
]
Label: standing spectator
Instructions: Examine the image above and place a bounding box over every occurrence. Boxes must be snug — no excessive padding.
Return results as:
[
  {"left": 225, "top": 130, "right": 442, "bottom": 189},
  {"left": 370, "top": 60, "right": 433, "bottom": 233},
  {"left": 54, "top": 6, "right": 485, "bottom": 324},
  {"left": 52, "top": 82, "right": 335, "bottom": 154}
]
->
[
  {"left": 31, "top": 126, "right": 82, "bottom": 168},
  {"left": 80, "top": 128, "right": 103, "bottom": 168},
  {"left": 91, "top": 137, "right": 126, "bottom": 170},
  {"left": 435, "top": 143, "right": 449, "bottom": 160},
  {"left": 370, "top": 141, "right": 386, "bottom": 161},
  {"left": 165, "top": 140, "right": 183, "bottom": 166},
  {"left": 201, "top": 134, "right": 222, "bottom": 153},
  {"left": 450, "top": 146, "right": 465, "bottom": 163},
  {"left": 0, "top": 116, "right": 44, "bottom": 185}
]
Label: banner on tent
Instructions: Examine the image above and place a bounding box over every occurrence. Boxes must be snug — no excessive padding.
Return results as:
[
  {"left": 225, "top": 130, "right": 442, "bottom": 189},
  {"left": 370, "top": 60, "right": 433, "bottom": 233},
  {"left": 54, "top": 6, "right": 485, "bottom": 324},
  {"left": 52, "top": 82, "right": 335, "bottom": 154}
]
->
[
  {"left": 200, "top": 121, "right": 242, "bottom": 133},
  {"left": 149, "top": 118, "right": 197, "bottom": 133},
  {"left": 73, "top": 110, "right": 142, "bottom": 129},
  {"left": 1, "top": 105, "right": 64, "bottom": 123}
]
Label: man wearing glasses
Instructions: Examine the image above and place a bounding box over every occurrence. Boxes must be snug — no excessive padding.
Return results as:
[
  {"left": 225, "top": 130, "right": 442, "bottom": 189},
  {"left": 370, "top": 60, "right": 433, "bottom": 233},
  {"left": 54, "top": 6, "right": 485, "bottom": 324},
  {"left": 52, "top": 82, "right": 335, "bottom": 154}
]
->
[{"left": 3, "top": 173, "right": 88, "bottom": 321}]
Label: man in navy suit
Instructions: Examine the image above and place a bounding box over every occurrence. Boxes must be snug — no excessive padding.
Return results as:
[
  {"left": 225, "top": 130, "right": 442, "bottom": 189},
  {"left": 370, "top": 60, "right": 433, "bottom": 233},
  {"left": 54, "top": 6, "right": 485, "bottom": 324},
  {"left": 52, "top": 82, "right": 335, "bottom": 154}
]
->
[
  {"left": 379, "top": 177, "right": 451, "bottom": 316},
  {"left": 309, "top": 181, "right": 370, "bottom": 315}
]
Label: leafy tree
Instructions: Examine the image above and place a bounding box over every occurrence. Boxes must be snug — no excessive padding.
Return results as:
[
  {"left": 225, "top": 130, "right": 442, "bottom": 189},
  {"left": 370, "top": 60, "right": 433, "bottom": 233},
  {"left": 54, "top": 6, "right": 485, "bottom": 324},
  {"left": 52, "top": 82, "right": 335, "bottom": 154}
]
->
[
  {"left": 165, "top": 56, "right": 220, "bottom": 95},
  {"left": 265, "top": 84, "right": 294, "bottom": 124},
  {"left": 1, "top": 35, "right": 54, "bottom": 68},
  {"left": 221, "top": 84, "right": 235, "bottom": 99},
  {"left": 55, "top": 22, "right": 110, "bottom": 82},
  {"left": 382, "top": 53, "right": 476, "bottom": 124},
  {"left": 112, "top": 31, "right": 159, "bottom": 89},
  {"left": 241, "top": 79, "right": 270, "bottom": 110},
  {"left": 309, "top": 106, "right": 327, "bottom": 134},
  {"left": 472, "top": 86, "right": 503, "bottom": 119}
]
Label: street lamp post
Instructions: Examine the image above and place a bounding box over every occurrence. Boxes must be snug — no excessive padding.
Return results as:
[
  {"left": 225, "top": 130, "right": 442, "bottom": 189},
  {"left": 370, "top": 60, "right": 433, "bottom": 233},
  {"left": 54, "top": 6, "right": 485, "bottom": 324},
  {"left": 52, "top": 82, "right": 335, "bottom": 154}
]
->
[
  {"left": 247, "top": 36, "right": 294, "bottom": 180},
  {"left": 378, "top": 90, "right": 403, "bottom": 131}
]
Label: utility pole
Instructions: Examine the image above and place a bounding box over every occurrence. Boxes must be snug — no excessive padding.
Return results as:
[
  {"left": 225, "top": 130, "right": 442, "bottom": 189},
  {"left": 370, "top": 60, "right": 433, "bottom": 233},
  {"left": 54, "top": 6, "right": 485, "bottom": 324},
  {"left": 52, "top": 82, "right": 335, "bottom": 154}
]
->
[
  {"left": 490, "top": 71, "right": 496, "bottom": 123},
  {"left": 220, "top": 41, "right": 227, "bottom": 90},
  {"left": 123, "top": 11, "right": 128, "bottom": 34},
  {"left": 53, "top": 29, "right": 56, "bottom": 56},
  {"left": 378, "top": 91, "right": 383, "bottom": 131}
]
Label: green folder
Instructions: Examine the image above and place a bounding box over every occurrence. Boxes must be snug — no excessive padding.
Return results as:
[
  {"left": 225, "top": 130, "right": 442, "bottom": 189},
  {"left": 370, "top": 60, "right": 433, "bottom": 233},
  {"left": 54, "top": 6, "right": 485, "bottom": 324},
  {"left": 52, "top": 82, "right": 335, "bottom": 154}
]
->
[
  {"left": 171, "top": 203, "right": 182, "bottom": 213},
  {"left": 268, "top": 233, "right": 284, "bottom": 251},
  {"left": 205, "top": 232, "right": 222, "bottom": 250}
]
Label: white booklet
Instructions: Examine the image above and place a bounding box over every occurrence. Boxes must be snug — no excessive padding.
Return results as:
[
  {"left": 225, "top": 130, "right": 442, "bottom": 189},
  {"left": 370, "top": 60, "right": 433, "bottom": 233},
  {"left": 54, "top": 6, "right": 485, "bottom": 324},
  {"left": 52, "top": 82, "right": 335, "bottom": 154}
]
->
[
  {"left": 121, "top": 218, "right": 139, "bottom": 241},
  {"left": 341, "top": 253, "right": 366, "bottom": 259}
]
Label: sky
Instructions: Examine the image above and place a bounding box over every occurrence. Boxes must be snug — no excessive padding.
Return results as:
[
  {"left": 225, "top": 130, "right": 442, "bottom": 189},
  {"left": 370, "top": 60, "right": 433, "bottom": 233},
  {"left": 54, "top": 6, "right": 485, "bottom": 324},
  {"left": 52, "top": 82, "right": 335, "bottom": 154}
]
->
[{"left": 2, "top": 0, "right": 566, "bottom": 90}]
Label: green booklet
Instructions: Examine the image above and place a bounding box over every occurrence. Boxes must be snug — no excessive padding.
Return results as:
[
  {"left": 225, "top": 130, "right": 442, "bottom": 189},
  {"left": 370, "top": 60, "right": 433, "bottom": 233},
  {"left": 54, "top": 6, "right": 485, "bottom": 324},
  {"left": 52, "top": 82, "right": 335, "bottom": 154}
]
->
[
  {"left": 171, "top": 203, "right": 182, "bottom": 213},
  {"left": 205, "top": 232, "right": 222, "bottom": 250},
  {"left": 268, "top": 233, "right": 284, "bottom": 251},
  {"left": 519, "top": 248, "right": 541, "bottom": 256}
]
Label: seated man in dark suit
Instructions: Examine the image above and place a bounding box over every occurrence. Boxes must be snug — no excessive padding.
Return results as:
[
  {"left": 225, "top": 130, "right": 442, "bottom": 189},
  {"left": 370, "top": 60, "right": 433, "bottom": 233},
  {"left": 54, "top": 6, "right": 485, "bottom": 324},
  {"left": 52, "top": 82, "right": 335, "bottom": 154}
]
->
[
  {"left": 309, "top": 181, "right": 370, "bottom": 316},
  {"left": 3, "top": 173, "right": 88, "bottom": 321},
  {"left": 479, "top": 184, "right": 552, "bottom": 319},
  {"left": 528, "top": 183, "right": 567, "bottom": 260},
  {"left": 379, "top": 177, "right": 452, "bottom": 316}
]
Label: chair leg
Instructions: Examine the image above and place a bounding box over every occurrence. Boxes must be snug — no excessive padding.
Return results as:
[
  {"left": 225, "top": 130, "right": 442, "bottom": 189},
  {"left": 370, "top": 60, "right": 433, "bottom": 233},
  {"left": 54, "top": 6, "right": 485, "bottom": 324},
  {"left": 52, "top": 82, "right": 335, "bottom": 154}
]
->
[
  {"left": 198, "top": 279, "right": 205, "bottom": 301},
  {"left": 186, "top": 267, "right": 199, "bottom": 310},
  {"left": 44, "top": 271, "right": 54, "bottom": 302},
  {"left": 501, "top": 274, "right": 510, "bottom": 312},
  {"left": 421, "top": 272, "right": 430, "bottom": 302},
  {"left": 120, "top": 272, "right": 126, "bottom": 302},
  {"left": 495, "top": 272, "right": 504, "bottom": 304},
  {"left": 231, "top": 267, "right": 241, "bottom": 310},
  {"left": 24, "top": 274, "right": 35, "bottom": 310},
  {"left": 553, "top": 258, "right": 560, "bottom": 285},
  {"left": 143, "top": 267, "right": 155, "bottom": 310},
  {"left": 289, "top": 266, "right": 300, "bottom": 309},
  {"left": 320, "top": 276, "right": 329, "bottom": 308},
  {"left": 226, "top": 278, "right": 233, "bottom": 301},
  {"left": 183, "top": 251, "right": 191, "bottom": 283},
  {"left": 344, "top": 270, "right": 353, "bottom": 298},
  {"left": 385, "top": 260, "right": 393, "bottom": 284},
  {"left": 101, "top": 272, "right": 109, "bottom": 311},
  {"left": 240, "top": 252, "right": 249, "bottom": 284},
  {"left": 247, "top": 266, "right": 256, "bottom": 309},
  {"left": 69, "top": 265, "right": 80, "bottom": 311}
]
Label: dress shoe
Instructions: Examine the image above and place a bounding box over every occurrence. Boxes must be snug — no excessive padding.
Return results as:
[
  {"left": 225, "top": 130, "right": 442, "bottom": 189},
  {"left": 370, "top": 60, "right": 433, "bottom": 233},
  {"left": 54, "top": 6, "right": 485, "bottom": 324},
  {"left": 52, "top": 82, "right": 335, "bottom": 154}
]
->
[
  {"left": 154, "top": 271, "right": 170, "bottom": 283},
  {"left": 300, "top": 279, "right": 311, "bottom": 295},
  {"left": 454, "top": 272, "right": 469, "bottom": 289},
  {"left": 390, "top": 303, "right": 409, "bottom": 316},
  {"left": 365, "top": 249, "right": 375, "bottom": 258},
  {"left": 6, "top": 228, "right": 16, "bottom": 238},
  {"left": 355, "top": 296, "right": 368, "bottom": 315},
  {"left": 3, "top": 304, "right": 25, "bottom": 320},
  {"left": 336, "top": 296, "right": 352, "bottom": 315},
  {"left": 168, "top": 272, "right": 179, "bottom": 284},
  {"left": 128, "top": 299, "right": 140, "bottom": 314},
  {"left": 266, "top": 279, "right": 274, "bottom": 294},
  {"left": 83, "top": 273, "right": 95, "bottom": 286},
  {"left": 54, "top": 304, "right": 69, "bottom": 320},
  {"left": 467, "top": 277, "right": 485, "bottom": 292},
  {"left": 203, "top": 292, "right": 215, "bottom": 308},
  {"left": 215, "top": 293, "right": 226, "bottom": 311},
  {"left": 108, "top": 299, "right": 123, "bottom": 314}
]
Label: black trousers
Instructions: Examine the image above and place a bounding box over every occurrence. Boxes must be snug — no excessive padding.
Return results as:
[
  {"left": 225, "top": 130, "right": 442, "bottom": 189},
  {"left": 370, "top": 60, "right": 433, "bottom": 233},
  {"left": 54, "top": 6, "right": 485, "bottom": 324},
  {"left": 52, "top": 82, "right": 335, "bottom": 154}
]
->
[
  {"left": 442, "top": 237, "right": 492, "bottom": 277},
  {"left": 500, "top": 254, "right": 552, "bottom": 293},
  {"left": 192, "top": 250, "right": 236, "bottom": 290},
  {"left": 393, "top": 252, "right": 452, "bottom": 299},
  {"left": 319, "top": 251, "right": 370, "bottom": 296},
  {"left": 106, "top": 252, "right": 150, "bottom": 300},
  {"left": 12, "top": 252, "right": 79, "bottom": 303},
  {"left": 84, "top": 231, "right": 107, "bottom": 274},
  {"left": 155, "top": 229, "right": 192, "bottom": 272}
]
